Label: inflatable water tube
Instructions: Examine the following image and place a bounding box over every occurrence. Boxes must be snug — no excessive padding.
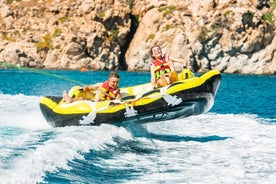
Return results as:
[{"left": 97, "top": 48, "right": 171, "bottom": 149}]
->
[{"left": 39, "top": 69, "right": 221, "bottom": 127}]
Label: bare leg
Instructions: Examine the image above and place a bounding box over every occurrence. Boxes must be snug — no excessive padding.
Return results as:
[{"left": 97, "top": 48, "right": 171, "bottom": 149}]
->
[{"left": 156, "top": 75, "right": 169, "bottom": 87}]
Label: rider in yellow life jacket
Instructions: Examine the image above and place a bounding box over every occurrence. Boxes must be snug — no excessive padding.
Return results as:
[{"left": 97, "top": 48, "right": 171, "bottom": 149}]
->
[
  {"left": 152, "top": 55, "right": 172, "bottom": 82},
  {"left": 150, "top": 45, "right": 188, "bottom": 88}
]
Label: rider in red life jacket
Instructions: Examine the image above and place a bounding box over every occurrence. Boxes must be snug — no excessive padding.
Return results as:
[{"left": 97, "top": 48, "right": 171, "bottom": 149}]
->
[
  {"left": 96, "top": 78, "right": 121, "bottom": 101},
  {"left": 63, "top": 72, "right": 121, "bottom": 103},
  {"left": 150, "top": 45, "right": 188, "bottom": 88}
]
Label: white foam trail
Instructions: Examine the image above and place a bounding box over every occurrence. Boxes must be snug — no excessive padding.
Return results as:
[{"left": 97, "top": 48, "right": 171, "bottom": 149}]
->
[
  {"left": 143, "top": 113, "right": 272, "bottom": 137},
  {"left": 0, "top": 94, "right": 51, "bottom": 129},
  {"left": 0, "top": 124, "right": 132, "bottom": 184},
  {"left": 126, "top": 113, "right": 276, "bottom": 183},
  {"left": 1, "top": 95, "right": 276, "bottom": 184}
]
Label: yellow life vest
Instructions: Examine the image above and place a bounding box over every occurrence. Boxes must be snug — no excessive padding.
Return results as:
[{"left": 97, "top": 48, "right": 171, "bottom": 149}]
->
[{"left": 153, "top": 57, "right": 171, "bottom": 80}]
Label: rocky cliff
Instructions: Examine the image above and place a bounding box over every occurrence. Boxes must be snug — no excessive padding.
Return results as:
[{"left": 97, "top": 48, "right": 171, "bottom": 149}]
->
[{"left": 0, "top": 0, "right": 275, "bottom": 74}]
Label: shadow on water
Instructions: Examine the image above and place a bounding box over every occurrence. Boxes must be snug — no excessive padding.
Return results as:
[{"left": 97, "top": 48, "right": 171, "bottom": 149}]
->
[
  {"left": 121, "top": 122, "right": 231, "bottom": 143},
  {"left": 109, "top": 136, "right": 157, "bottom": 154},
  {"left": 147, "top": 133, "right": 230, "bottom": 142}
]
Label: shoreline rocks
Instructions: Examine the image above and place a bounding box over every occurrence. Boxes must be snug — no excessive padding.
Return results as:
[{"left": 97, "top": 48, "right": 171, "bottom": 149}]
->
[{"left": 0, "top": 0, "right": 275, "bottom": 74}]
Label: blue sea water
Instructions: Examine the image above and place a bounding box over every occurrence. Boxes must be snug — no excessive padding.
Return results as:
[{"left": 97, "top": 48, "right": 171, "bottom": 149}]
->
[{"left": 0, "top": 68, "right": 275, "bottom": 184}]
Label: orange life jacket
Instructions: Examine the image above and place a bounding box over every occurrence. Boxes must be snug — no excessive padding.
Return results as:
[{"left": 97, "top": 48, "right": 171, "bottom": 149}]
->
[
  {"left": 99, "top": 81, "right": 120, "bottom": 101},
  {"left": 152, "top": 55, "right": 171, "bottom": 80}
]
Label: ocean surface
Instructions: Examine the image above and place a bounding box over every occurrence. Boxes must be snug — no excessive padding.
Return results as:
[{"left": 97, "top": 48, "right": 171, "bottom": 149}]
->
[{"left": 0, "top": 68, "right": 275, "bottom": 184}]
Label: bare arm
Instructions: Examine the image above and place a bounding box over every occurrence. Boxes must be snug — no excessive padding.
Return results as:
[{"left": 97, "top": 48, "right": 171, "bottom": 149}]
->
[
  {"left": 169, "top": 56, "right": 188, "bottom": 67},
  {"left": 82, "top": 82, "right": 103, "bottom": 91},
  {"left": 116, "top": 90, "right": 121, "bottom": 99},
  {"left": 150, "top": 65, "right": 157, "bottom": 88}
]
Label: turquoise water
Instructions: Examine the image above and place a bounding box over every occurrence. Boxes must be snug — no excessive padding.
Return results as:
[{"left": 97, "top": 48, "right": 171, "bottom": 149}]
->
[{"left": 0, "top": 69, "right": 275, "bottom": 183}]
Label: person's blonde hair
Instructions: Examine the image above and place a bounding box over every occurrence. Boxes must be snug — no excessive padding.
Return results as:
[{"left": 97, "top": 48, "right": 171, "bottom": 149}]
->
[{"left": 109, "top": 71, "right": 120, "bottom": 79}]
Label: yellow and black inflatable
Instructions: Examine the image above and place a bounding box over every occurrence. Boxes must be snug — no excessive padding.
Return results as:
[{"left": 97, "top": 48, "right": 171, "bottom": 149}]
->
[{"left": 39, "top": 69, "right": 221, "bottom": 127}]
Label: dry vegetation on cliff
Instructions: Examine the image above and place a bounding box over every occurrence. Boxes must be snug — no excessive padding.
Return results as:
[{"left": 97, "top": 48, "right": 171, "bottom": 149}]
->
[{"left": 0, "top": 0, "right": 275, "bottom": 74}]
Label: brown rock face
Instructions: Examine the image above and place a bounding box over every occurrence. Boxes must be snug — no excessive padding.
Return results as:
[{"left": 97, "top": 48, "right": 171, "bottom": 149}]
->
[{"left": 0, "top": 0, "right": 275, "bottom": 74}]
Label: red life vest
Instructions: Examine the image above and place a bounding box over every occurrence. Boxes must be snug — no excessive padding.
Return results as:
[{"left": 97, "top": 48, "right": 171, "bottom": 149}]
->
[
  {"left": 152, "top": 55, "right": 171, "bottom": 80},
  {"left": 99, "top": 81, "right": 120, "bottom": 101}
]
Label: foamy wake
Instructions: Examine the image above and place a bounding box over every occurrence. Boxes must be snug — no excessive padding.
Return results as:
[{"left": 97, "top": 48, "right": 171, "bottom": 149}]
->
[{"left": 1, "top": 94, "right": 275, "bottom": 183}]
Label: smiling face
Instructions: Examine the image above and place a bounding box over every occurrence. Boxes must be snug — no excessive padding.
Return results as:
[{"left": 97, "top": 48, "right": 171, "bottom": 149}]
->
[
  {"left": 108, "top": 76, "right": 120, "bottom": 89},
  {"left": 151, "top": 46, "right": 162, "bottom": 59}
]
